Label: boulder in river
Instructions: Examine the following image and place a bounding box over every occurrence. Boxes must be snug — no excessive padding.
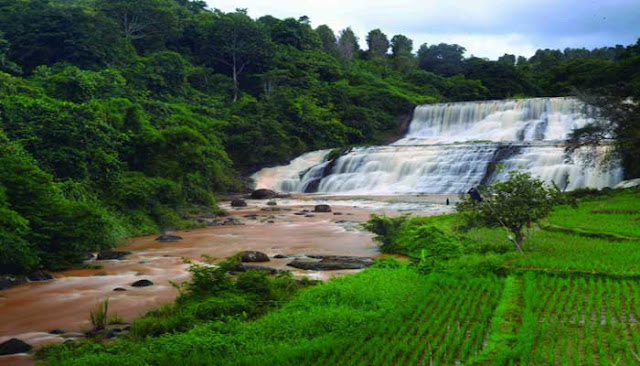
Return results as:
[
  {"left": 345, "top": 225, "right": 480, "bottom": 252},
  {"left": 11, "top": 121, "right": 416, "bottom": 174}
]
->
[
  {"left": 266, "top": 201, "right": 277, "bottom": 206},
  {"left": 0, "top": 275, "right": 26, "bottom": 290},
  {"left": 27, "top": 270, "right": 53, "bottom": 282},
  {"left": 155, "top": 234, "right": 183, "bottom": 242},
  {"left": 131, "top": 279, "right": 154, "bottom": 287},
  {"left": 251, "top": 189, "right": 278, "bottom": 199},
  {"left": 239, "top": 251, "right": 270, "bottom": 263},
  {"left": 313, "top": 204, "right": 332, "bottom": 213},
  {"left": 113, "top": 287, "right": 127, "bottom": 292},
  {"left": 97, "top": 250, "right": 132, "bottom": 260},
  {"left": 287, "top": 255, "right": 374, "bottom": 271},
  {"left": 49, "top": 329, "right": 67, "bottom": 335},
  {"left": 0, "top": 338, "right": 32, "bottom": 355},
  {"left": 231, "top": 199, "right": 248, "bottom": 207}
]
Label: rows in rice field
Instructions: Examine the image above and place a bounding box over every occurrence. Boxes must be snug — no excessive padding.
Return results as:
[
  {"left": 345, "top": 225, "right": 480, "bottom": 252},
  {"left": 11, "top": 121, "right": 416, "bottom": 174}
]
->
[
  {"left": 313, "top": 276, "right": 504, "bottom": 366},
  {"left": 513, "top": 273, "right": 640, "bottom": 365}
]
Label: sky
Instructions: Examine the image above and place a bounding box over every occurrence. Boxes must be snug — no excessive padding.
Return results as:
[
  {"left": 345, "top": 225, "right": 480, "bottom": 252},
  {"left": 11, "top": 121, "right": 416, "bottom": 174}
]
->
[{"left": 205, "top": 0, "right": 640, "bottom": 60}]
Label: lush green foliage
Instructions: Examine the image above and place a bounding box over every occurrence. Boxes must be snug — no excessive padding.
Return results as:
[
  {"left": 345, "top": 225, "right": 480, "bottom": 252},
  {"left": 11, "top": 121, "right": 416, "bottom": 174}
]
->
[
  {"left": 0, "top": 0, "right": 637, "bottom": 273},
  {"left": 41, "top": 187, "right": 640, "bottom": 365},
  {"left": 457, "top": 171, "right": 564, "bottom": 251},
  {"left": 44, "top": 265, "right": 503, "bottom": 366}
]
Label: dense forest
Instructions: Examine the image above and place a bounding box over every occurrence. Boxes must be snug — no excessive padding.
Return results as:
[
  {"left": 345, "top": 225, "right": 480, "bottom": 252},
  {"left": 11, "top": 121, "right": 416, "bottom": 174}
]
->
[{"left": 1, "top": 0, "right": 639, "bottom": 275}]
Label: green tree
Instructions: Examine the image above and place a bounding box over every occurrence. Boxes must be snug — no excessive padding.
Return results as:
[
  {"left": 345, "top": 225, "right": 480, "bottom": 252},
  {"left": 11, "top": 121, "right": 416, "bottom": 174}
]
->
[
  {"left": 337, "top": 27, "right": 359, "bottom": 60},
  {"left": 417, "top": 43, "right": 466, "bottom": 76},
  {"left": 270, "top": 17, "right": 321, "bottom": 50},
  {"left": 316, "top": 25, "right": 338, "bottom": 55},
  {"left": 366, "top": 29, "right": 389, "bottom": 58},
  {"left": 390, "top": 34, "right": 415, "bottom": 73},
  {"left": 96, "top": 0, "right": 183, "bottom": 53},
  {"left": 202, "top": 10, "right": 272, "bottom": 101},
  {"left": 0, "top": 31, "right": 20, "bottom": 74},
  {"left": 456, "top": 171, "right": 562, "bottom": 252}
]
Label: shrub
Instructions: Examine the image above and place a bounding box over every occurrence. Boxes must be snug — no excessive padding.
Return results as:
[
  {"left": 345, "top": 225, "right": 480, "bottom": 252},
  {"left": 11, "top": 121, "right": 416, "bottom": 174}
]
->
[{"left": 89, "top": 299, "right": 110, "bottom": 331}]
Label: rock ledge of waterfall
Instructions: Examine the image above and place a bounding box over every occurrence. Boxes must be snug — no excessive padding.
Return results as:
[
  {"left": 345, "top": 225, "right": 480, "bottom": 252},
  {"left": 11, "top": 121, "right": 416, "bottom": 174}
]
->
[{"left": 287, "top": 255, "right": 374, "bottom": 271}]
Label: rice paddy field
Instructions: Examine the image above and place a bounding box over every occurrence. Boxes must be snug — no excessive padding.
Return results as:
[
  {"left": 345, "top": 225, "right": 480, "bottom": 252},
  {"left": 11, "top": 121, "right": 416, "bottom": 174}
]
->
[{"left": 44, "top": 188, "right": 640, "bottom": 365}]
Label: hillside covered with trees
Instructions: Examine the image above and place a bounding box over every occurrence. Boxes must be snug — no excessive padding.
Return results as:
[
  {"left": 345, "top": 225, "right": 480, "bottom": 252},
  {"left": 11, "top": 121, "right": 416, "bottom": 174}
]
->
[{"left": 1, "top": 0, "right": 639, "bottom": 275}]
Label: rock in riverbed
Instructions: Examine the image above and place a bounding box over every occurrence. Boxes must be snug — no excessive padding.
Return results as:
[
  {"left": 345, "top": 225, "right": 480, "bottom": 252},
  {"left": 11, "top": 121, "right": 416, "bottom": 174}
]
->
[
  {"left": 27, "top": 270, "right": 53, "bottom": 282},
  {"left": 0, "top": 338, "right": 32, "bottom": 355},
  {"left": 287, "top": 255, "right": 374, "bottom": 271},
  {"left": 155, "top": 234, "right": 183, "bottom": 242},
  {"left": 314, "top": 204, "right": 332, "bottom": 213},
  {"left": 131, "top": 279, "right": 154, "bottom": 287},
  {"left": 97, "top": 251, "right": 132, "bottom": 260},
  {"left": 239, "top": 251, "right": 270, "bottom": 263},
  {"left": 250, "top": 189, "right": 277, "bottom": 199},
  {"left": 231, "top": 199, "right": 248, "bottom": 207}
]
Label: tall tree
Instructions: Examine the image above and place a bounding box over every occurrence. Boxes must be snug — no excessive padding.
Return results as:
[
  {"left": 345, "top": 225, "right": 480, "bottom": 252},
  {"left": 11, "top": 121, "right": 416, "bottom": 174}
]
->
[
  {"left": 417, "top": 43, "right": 466, "bottom": 76},
  {"left": 0, "top": 31, "right": 20, "bottom": 74},
  {"left": 497, "top": 54, "right": 516, "bottom": 65},
  {"left": 337, "top": 27, "right": 359, "bottom": 60},
  {"left": 366, "top": 29, "right": 389, "bottom": 58},
  {"left": 96, "top": 0, "right": 182, "bottom": 53},
  {"left": 270, "top": 17, "right": 321, "bottom": 50},
  {"left": 316, "top": 25, "right": 338, "bottom": 55},
  {"left": 390, "top": 34, "right": 415, "bottom": 73},
  {"left": 391, "top": 34, "right": 413, "bottom": 57},
  {"left": 203, "top": 10, "right": 272, "bottom": 101}
]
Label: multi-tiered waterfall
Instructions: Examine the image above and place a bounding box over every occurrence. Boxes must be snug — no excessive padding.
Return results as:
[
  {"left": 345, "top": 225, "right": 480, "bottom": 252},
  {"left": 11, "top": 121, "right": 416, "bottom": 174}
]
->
[{"left": 252, "top": 97, "right": 624, "bottom": 195}]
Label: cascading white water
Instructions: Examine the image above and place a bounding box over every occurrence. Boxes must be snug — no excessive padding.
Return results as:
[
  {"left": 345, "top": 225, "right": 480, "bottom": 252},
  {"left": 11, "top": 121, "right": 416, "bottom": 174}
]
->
[
  {"left": 251, "top": 150, "right": 331, "bottom": 192},
  {"left": 252, "top": 97, "right": 624, "bottom": 194}
]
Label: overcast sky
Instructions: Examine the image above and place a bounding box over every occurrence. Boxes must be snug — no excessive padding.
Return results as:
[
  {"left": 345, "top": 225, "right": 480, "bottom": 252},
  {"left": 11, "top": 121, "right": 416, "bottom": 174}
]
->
[{"left": 205, "top": 0, "right": 640, "bottom": 59}]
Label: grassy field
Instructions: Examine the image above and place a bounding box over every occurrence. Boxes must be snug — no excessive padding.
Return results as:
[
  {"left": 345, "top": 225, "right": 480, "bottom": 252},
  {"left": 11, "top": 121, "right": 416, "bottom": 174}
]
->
[{"left": 43, "top": 188, "right": 640, "bottom": 365}]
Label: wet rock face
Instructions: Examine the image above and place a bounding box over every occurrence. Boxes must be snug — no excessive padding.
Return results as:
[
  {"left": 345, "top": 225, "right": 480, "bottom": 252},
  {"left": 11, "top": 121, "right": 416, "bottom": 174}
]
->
[
  {"left": 97, "top": 251, "right": 132, "bottom": 260},
  {"left": 0, "top": 338, "right": 32, "bottom": 355},
  {"left": 287, "top": 255, "right": 374, "bottom": 271},
  {"left": 313, "top": 204, "right": 332, "bottom": 213},
  {"left": 231, "top": 199, "right": 248, "bottom": 207},
  {"left": 239, "top": 251, "right": 270, "bottom": 263},
  {"left": 155, "top": 234, "right": 183, "bottom": 242},
  {"left": 131, "top": 279, "right": 154, "bottom": 287}
]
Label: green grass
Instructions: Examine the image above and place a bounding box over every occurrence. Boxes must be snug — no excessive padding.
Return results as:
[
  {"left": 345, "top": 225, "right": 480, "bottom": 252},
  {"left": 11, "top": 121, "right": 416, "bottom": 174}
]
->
[
  {"left": 45, "top": 267, "right": 503, "bottom": 366},
  {"left": 43, "top": 187, "right": 640, "bottom": 365},
  {"left": 464, "top": 228, "right": 640, "bottom": 277},
  {"left": 511, "top": 273, "right": 640, "bottom": 365},
  {"left": 548, "top": 189, "right": 640, "bottom": 239}
]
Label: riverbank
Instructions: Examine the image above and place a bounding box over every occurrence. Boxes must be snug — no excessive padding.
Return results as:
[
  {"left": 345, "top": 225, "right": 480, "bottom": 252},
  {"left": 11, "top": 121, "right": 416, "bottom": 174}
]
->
[
  {"left": 0, "top": 196, "right": 450, "bottom": 365},
  {"left": 39, "top": 188, "right": 640, "bottom": 365}
]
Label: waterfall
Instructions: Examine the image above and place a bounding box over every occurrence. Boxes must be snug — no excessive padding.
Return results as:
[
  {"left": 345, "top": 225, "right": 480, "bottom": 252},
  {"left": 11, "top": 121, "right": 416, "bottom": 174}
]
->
[{"left": 252, "top": 97, "right": 623, "bottom": 194}]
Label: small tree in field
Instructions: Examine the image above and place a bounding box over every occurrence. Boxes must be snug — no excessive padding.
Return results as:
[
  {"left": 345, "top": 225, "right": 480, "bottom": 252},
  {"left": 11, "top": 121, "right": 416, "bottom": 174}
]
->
[{"left": 457, "top": 171, "right": 563, "bottom": 252}]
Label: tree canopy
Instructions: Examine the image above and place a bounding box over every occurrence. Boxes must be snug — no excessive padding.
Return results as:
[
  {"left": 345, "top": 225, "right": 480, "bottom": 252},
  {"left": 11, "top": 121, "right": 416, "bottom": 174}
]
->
[{"left": 0, "top": 0, "right": 638, "bottom": 274}]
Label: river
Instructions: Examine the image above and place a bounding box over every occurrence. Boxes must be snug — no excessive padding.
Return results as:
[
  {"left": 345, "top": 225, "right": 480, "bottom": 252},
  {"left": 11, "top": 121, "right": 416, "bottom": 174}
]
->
[{"left": 0, "top": 196, "right": 450, "bottom": 366}]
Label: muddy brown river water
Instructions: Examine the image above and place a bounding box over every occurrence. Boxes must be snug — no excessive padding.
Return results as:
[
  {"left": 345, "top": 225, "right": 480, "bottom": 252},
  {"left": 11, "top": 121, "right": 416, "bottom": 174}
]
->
[{"left": 0, "top": 196, "right": 451, "bottom": 365}]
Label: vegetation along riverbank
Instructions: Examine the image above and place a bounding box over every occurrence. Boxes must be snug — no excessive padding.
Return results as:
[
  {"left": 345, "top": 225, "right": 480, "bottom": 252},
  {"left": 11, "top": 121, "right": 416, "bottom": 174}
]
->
[{"left": 38, "top": 185, "right": 640, "bottom": 365}]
